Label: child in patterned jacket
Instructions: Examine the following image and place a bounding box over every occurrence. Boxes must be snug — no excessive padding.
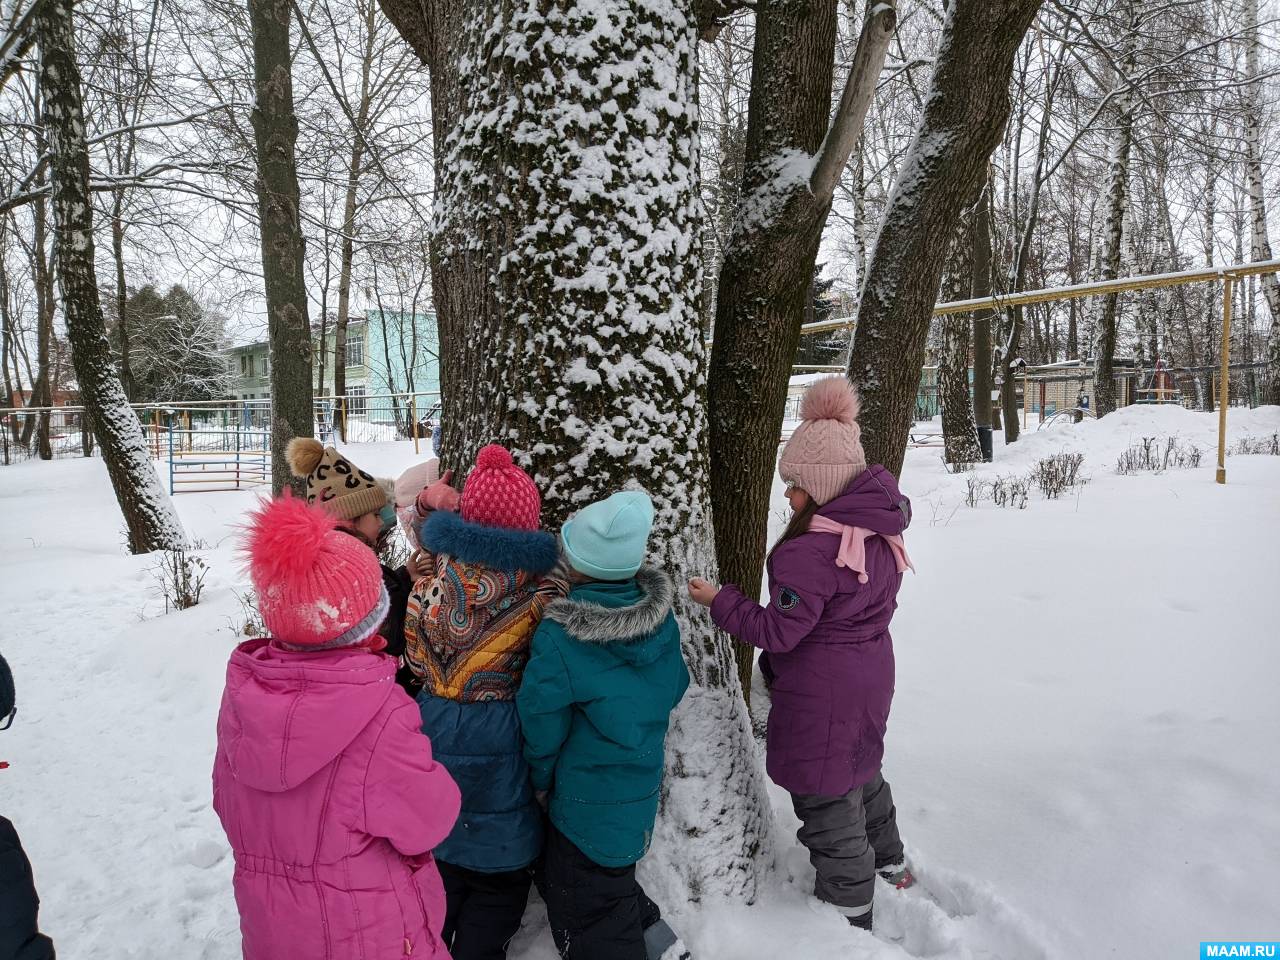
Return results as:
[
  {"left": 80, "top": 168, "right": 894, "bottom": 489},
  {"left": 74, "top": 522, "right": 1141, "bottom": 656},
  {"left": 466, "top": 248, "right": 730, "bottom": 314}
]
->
[{"left": 404, "top": 444, "right": 568, "bottom": 960}]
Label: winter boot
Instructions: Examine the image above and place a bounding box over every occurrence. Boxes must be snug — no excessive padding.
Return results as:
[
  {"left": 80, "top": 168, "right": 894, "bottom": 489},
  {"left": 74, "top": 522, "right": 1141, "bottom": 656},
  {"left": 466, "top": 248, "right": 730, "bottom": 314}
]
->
[
  {"left": 643, "top": 918, "right": 690, "bottom": 960},
  {"left": 846, "top": 907, "right": 873, "bottom": 931},
  {"left": 877, "top": 861, "right": 916, "bottom": 890}
]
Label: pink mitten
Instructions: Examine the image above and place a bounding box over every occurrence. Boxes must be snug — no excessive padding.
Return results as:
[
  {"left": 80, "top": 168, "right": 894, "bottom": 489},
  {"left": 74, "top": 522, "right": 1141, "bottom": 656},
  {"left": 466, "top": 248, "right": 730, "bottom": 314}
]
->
[{"left": 417, "top": 470, "right": 460, "bottom": 515}]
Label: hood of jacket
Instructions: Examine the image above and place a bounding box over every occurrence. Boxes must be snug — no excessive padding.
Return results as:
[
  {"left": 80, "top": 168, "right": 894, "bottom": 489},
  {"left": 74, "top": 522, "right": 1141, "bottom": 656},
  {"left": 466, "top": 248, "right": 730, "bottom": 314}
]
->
[
  {"left": 422, "top": 509, "right": 559, "bottom": 576},
  {"left": 219, "top": 639, "right": 396, "bottom": 792},
  {"left": 544, "top": 567, "right": 674, "bottom": 664},
  {"left": 817, "top": 465, "right": 911, "bottom": 536}
]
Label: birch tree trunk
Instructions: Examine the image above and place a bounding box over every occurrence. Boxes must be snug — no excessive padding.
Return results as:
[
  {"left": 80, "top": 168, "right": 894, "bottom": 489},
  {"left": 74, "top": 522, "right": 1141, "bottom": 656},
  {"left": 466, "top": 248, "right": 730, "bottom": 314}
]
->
[
  {"left": 1243, "top": 0, "right": 1280, "bottom": 405},
  {"left": 380, "top": 0, "right": 773, "bottom": 902},
  {"left": 971, "top": 180, "right": 995, "bottom": 441},
  {"left": 246, "top": 0, "right": 313, "bottom": 493},
  {"left": 848, "top": 0, "right": 1042, "bottom": 475},
  {"left": 709, "top": 0, "right": 895, "bottom": 700},
  {"left": 1092, "top": 2, "right": 1137, "bottom": 419},
  {"left": 940, "top": 216, "right": 981, "bottom": 463},
  {"left": 35, "top": 0, "right": 185, "bottom": 553}
]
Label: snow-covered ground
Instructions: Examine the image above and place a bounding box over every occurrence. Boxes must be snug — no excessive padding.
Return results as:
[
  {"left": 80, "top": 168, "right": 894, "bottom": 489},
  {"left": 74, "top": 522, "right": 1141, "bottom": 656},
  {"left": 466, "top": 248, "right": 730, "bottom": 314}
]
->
[{"left": 1, "top": 404, "right": 1277, "bottom": 959}]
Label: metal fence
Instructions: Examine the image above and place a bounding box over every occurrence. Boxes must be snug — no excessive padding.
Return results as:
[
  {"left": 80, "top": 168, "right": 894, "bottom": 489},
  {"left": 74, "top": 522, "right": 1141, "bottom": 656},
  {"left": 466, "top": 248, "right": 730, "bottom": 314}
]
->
[{"left": 0, "top": 393, "right": 443, "bottom": 483}]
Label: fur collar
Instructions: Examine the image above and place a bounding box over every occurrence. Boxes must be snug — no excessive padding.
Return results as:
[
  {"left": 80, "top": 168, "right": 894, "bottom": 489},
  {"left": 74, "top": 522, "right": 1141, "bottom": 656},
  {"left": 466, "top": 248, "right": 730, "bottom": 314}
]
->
[
  {"left": 545, "top": 567, "right": 673, "bottom": 644},
  {"left": 422, "top": 509, "right": 559, "bottom": 575}
]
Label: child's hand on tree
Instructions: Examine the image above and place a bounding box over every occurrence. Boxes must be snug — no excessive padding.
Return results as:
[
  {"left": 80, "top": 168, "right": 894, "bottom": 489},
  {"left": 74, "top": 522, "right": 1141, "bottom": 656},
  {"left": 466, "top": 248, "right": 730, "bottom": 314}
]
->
[
  {"left": 687, "top": 577, "right": 720, "bottom": 607},
  {"left": 416, "top": 470, "right": 460, "bottom": 515}
]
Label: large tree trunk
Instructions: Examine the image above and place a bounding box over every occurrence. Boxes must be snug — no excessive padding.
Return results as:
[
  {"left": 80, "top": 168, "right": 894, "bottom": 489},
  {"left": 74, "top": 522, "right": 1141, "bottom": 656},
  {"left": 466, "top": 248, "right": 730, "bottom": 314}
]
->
[
  {"left": 708, "top": 0, "right": 895, "bottom": 702},
  {"left": 35, "top": 0, "right": 185, "bottom": 552},
  {"left": 246, "top": 0, "right": 313, "bottom": 493},
  {"left": 380, "top": 0, "right": 772, "bottom": 902},
  {"left": 29, "top": 191, "right": 54, "bottom": 459},
  {"left": 1243, "top": 0, "right": 1280, "bottom": 404},
  {"left": 848, "top": 0, "right": 1042, "bottom": 475}
]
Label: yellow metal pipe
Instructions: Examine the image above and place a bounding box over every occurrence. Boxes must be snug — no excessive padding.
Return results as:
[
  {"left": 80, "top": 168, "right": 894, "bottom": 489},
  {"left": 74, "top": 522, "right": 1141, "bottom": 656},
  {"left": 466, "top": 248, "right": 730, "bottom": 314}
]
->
[
  {"left": 1217, "top": 277, "right": 1234, "bottom": 484},
  {"left": 787, "top": 258, "right": 1280, "bottom": 339}
]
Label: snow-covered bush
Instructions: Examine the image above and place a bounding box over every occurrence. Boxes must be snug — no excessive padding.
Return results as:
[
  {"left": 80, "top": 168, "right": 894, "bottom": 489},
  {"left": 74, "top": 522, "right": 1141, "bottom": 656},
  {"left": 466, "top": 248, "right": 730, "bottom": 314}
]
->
[
  {"left": 1031, "top": 451, "right": 1087, "bottom": 499},
  {"left": 1116, "top": 436, "right": 1203, "bottom": 474}
]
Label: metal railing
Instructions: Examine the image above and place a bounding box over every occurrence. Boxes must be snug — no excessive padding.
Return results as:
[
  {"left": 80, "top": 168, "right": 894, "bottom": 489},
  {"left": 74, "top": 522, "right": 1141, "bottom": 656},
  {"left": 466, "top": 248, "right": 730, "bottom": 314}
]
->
[{"left": 0, "top": 393, "right": 443, "bottom": 478}]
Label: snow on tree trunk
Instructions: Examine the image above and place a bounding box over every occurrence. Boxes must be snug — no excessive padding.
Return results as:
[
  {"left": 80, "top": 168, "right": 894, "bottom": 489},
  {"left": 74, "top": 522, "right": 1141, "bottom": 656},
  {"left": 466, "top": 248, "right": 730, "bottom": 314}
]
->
[
  {"left": 709, "top": 0, "right": 894, "bottom": 702},
  {"left": 848, "top": 0, "right": 1041, "bottom": 476},
  {"left": 1243, "top": 0, "right": 1280, "bottom": 405},
  {"left": 34, "top": 0, "right": 186, "bottom": 553},
  {"left": 383, "top": 0, "right": 773, "bottom": 901},
  {"left": 247, "top": 0, "right": 314, "bottom": 494},
  {"left": 1092, "top": 2, "right": 1136, "bottom": 419}
]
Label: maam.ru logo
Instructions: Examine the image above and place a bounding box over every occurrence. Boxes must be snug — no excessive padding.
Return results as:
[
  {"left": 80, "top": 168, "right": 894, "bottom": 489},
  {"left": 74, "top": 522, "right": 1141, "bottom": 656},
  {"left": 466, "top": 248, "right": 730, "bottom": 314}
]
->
[{"left": 1201, "top": 944, "right": 1279, "bottom": 958}]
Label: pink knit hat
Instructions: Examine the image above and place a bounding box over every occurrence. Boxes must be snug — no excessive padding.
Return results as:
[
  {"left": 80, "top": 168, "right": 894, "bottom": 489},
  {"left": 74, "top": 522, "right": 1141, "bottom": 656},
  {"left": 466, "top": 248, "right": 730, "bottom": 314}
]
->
[
  {"left": 779, "top": 376, "right": 867, "bottom": 506},
  {"left": 244, "top": 494, "right": 388, "bottom": 650},
  {"left": 394, "top": 457, "right": 442, "bottom": 508},
  {"left": 461, "top": 445, "right": 542, "bottom": 531}
]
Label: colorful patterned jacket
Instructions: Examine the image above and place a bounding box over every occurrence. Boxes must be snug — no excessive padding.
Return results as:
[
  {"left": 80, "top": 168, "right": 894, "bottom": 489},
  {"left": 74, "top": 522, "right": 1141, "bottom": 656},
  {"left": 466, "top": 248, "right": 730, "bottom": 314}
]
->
[
  {"left": 404, "top": 510, "right": 567, "bottom": 702},
  {"left": 403, "top": 509, "right": 568, "bottom": 871}
]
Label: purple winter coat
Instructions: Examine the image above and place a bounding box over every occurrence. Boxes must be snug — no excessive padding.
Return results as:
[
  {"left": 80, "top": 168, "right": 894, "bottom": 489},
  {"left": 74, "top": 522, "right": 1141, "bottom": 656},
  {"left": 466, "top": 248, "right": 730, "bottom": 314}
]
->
[{"left": 710, "top": 465, "right": 910, "bottom": 797}]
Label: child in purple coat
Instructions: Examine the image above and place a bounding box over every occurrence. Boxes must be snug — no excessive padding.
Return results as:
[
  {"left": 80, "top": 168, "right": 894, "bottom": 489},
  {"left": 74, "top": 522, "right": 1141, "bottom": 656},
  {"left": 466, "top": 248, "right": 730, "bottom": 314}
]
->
[{"left": 689, "top": 376, "right": 915, "bottom": 932}]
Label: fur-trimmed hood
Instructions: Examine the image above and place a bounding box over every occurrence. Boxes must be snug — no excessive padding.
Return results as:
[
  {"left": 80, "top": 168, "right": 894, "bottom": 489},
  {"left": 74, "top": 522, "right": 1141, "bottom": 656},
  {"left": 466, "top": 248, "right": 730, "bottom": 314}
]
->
[
  {"left": 544, "top": 567, "right": 674, "bottom": 660},
  {"left": 421, "top": 508, "right": 559, "bottom": 576}
]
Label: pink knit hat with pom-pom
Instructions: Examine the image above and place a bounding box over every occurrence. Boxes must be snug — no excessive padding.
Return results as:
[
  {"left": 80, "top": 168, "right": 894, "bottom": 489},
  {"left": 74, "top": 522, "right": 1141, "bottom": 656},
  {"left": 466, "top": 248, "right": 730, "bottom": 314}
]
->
[
  {"left": 779, "top": 376, "right": 867, "bottom": 506},
  {"left": 462, "top": 445, "right": 542, "bottom": 531},
  {"left": 243, "top": 494, "right": 389, "bottom": 650}
]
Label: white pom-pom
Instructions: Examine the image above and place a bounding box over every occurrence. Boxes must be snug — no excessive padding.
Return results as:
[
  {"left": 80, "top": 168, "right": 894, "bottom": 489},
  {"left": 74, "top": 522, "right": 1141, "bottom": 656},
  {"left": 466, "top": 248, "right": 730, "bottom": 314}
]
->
[{"left": 799, "top": 376, "right": 860, "bottom": 425}]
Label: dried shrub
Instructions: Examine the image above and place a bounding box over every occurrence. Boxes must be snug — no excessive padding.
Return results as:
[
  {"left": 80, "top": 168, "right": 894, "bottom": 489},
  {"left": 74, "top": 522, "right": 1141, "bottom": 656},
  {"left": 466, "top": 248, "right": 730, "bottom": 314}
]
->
[
  {"left": 152, "top": 549, "right": 208, "bottom": 612},
  {"left": 1031, "top": 451, "right": 1087, "bottom": 499},
  {"left": 1116, "top": 436, "right": 1202, "bottom": 475},
  {"left": 1228, "top": 432, "right": 1280, "bottom": 456}
]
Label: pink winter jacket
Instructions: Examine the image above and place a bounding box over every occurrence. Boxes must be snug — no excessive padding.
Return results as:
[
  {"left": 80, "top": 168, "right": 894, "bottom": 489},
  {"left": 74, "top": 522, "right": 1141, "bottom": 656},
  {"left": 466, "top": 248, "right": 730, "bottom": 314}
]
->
[{"left": 213, "top": 638, "right": 461, "bottom": 960}]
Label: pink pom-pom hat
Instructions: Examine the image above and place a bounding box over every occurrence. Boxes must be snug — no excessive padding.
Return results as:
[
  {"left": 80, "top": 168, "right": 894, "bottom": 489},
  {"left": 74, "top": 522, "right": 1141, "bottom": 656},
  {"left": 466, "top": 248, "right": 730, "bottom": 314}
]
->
[
  {"left": 778, "top": 375, "right": 868, "bottom": 506},
  {"left": 461, "top": 445, "right": 542, "bottom": 531},
  {"left": 242, "top": 494, "right": 389, "bottom": 650}
]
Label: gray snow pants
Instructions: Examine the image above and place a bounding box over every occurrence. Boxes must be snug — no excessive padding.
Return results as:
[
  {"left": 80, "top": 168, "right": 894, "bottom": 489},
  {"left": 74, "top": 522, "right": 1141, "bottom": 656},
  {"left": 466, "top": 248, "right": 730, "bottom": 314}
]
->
[{"left": 790, "top": 772, "right": 905, "bottom": 917}]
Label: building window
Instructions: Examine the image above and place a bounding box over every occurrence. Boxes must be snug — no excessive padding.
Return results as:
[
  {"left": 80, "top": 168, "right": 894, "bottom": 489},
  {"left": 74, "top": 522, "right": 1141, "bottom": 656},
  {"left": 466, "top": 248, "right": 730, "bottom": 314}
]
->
[
  {"left": 346, "top": 333, "right": 364, "bottom": 368},
  {"left": 261, "top": 355, "right": 270, "bottom": 377},
  {"left": 348, "top": 384, "right": 367, "bottom": 416},
  {"left": 240, "top": 355, "right": 249, "bottom": 376}
]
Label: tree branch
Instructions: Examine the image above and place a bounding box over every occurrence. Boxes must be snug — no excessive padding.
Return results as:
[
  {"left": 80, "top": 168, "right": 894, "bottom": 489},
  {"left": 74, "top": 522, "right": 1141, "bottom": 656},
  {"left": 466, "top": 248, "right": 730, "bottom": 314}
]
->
[{"left": 809, "top": 0, "right": 897, "bottom": 202}]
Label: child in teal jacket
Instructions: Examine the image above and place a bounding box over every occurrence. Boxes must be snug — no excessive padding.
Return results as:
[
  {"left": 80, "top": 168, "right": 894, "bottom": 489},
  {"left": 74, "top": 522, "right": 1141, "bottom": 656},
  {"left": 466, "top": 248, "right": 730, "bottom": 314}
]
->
[{"left": 517, "top": 491, "right": 690, "bottom": 960}]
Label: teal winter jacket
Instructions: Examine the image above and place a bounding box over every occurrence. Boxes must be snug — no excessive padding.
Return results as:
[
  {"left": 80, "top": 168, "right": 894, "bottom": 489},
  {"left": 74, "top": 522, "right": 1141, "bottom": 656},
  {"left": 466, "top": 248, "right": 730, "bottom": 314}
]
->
[{"left": 517, "top": 567, "right": 689, "bottom": 867}]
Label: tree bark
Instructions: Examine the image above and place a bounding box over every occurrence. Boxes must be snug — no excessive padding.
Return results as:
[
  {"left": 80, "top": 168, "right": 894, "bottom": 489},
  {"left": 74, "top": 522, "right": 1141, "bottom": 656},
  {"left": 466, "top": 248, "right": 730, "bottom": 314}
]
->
[
  {"left": 848, "top": 0, "right": 1042, "bottom": 476},
  {"left": 708, "top": 0, "right": 895, "bottom": 702},
  {"left": 247, "top": 0, "right": 313, "bottom": 493},
  {"left": 970, "top": 180, "right": 994, "bottom": 436},
  {"left": 1092, "top": 1, "right": 1137, "bottom": 419},
  {"left": 380, "top": 0, "right": 773, "bottom": 901},
  {"left": 35, "top": 0, "right": 186, "bottom": 552},
  {"left": 1243, "top": 0, "right": 1280, "bottom": 404},
  {"left": 111, "top": 196, "right": 134, "bottom": 402},
  {"left": 940, "top": 215, "right": 981, "bottom": 463}
]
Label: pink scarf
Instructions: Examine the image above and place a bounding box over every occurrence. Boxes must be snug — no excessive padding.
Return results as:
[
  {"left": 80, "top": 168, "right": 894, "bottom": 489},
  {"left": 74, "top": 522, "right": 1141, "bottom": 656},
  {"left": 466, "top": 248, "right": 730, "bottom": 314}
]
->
[{"left": 807, "top": 515, "right": 914, "bottom": 584}]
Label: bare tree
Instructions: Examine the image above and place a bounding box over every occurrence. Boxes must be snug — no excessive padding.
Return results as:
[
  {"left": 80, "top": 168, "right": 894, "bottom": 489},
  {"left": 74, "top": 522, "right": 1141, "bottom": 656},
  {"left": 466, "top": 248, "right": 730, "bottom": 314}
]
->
[
  {"left": 707, "top": 0, "right": 895, "bottom": 698},
  {"left": 848, "top": 0, "right": 1042, "bottom": 476},
  {"left": 246, "top": 0, "right": 313, "bottom": 493},
  {"left": 34, "top": 0, "right": 185, "bottom": 551}
]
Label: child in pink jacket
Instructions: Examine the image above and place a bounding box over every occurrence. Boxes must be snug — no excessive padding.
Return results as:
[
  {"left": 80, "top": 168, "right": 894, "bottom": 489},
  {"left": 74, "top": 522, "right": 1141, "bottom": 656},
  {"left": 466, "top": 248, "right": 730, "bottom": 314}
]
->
[{"left": 213, "top": 494, "right": 461, "bottom": 960}]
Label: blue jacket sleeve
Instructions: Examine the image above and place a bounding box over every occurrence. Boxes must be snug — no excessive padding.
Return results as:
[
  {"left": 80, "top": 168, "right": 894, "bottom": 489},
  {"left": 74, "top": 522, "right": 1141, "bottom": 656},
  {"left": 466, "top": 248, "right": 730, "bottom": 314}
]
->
[
  {"left": 516, "top": 623, "right": 575, "bottom": 793},
  {"left": 709, "top": 542, "right": 838, "bottom": 654}
]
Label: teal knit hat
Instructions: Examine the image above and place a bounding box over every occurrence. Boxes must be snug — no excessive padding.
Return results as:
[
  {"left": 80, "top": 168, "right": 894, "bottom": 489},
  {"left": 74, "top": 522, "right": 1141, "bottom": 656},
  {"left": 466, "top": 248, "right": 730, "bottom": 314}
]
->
[{"left": 560, "top": 490, "right": 655, "bottom": 581}]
